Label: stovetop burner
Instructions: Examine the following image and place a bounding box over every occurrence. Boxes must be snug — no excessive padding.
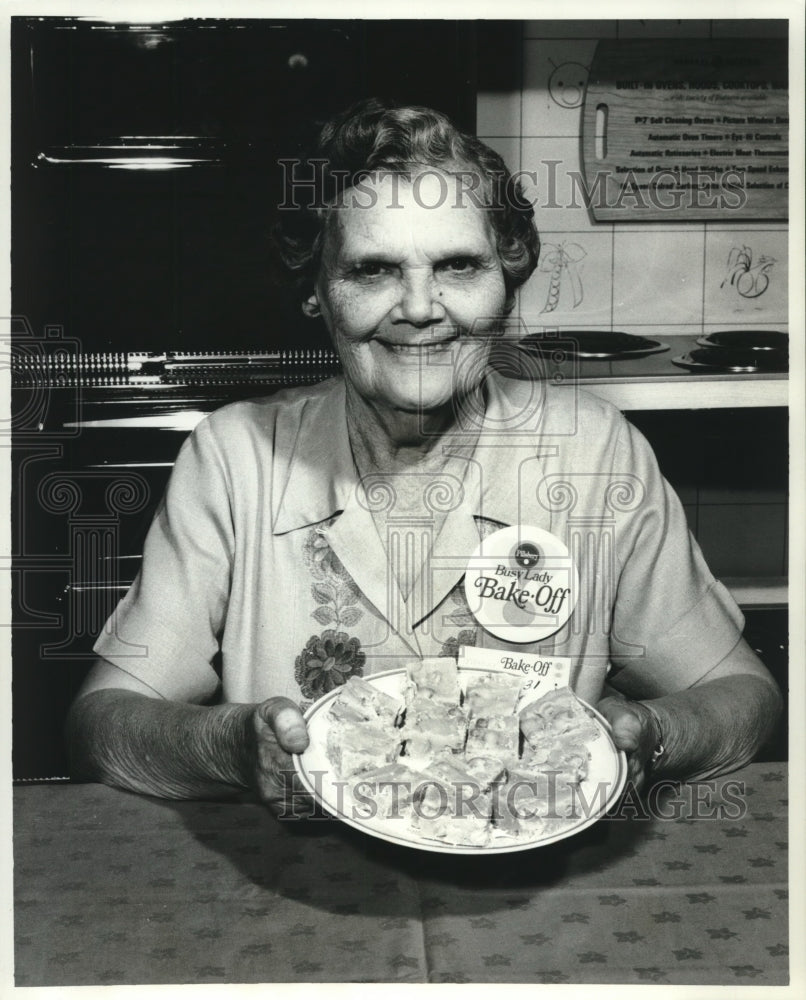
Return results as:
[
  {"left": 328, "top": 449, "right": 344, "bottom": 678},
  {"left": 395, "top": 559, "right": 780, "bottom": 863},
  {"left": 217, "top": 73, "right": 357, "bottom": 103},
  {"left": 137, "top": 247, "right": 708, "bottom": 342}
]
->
[
  {"left": 673, "top": 346, "right": 789, "bottom": 374},
  {"left": 519, "top": 330, "right": 669, "bottom": 360},
  {"left": 674, "top": 330, "right": 788, "bottom": 373},
  {"left": 696, "top": 330, "right": 788, "bottom": 352}
]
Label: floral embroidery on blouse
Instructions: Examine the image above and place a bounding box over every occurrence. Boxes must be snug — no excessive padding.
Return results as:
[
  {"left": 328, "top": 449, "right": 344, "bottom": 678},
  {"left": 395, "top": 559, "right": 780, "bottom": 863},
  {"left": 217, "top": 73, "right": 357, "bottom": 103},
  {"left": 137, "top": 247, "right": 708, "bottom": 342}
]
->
[
  {"left": 296, "top": 524, "right": 367, "bottom": 703},
  {"left": 295, "top": 629, "right": 366, "bottom": 700},
  {"left": 436, "top": 584, "right": 479, "bottom": 656},
  {"left": 302, "top": 524, "right": 362, "bottom": 627},
  {"left": 439, "top": 628, "right": 479, "bottom": 659},
  {"left": 295, "top": 516, "right": 501, "bottom": 700},
  {"left": 444, "top": 580, "right": 477, "bottom": 628}
]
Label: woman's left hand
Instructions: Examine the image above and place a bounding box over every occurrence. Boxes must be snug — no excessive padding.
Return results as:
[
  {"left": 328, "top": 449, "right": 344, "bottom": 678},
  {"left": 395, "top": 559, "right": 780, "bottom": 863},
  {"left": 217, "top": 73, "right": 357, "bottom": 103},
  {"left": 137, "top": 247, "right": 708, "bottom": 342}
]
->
[{"left": 596, "top": 696, "right": 662, "bottom": 792}]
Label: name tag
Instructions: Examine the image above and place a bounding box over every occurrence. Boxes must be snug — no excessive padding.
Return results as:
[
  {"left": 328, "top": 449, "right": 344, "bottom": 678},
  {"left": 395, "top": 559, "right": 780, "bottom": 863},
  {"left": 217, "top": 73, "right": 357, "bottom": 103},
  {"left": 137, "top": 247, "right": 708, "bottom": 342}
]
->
[
  {"left": 458, "top": 645, "right": 571, "bottom": 711},
  {"left": 463, "top": 524, "right": 578, "bottom": 643}
]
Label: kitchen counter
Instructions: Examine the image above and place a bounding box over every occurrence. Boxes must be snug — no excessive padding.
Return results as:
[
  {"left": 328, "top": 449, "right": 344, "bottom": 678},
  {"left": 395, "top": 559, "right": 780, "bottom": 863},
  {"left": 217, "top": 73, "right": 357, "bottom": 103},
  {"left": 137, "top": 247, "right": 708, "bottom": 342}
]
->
[
  {"left": 525, "top": 335, "right": 788, "bottom": 410},
  {"left": 13, "top": 763, "right": 789, "bottom": 986}
]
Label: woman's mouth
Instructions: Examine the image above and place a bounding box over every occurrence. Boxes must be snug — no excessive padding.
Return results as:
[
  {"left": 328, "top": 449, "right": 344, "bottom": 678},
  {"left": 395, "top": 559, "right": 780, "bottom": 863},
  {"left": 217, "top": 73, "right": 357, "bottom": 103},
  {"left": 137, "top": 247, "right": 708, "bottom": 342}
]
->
[{"left": 375, "top": 335, "right": 459, "bottom": 355}]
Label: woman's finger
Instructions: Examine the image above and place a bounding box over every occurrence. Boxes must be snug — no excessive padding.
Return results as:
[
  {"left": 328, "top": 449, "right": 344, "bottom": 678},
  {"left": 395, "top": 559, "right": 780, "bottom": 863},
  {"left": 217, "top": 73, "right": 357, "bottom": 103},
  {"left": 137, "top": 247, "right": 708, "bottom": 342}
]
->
[
  {"left": 597, "top": 697, "right": 643, "bottom": 751},
  {"left": 258, "top": 696, "right": 309, "bottom": 754}
]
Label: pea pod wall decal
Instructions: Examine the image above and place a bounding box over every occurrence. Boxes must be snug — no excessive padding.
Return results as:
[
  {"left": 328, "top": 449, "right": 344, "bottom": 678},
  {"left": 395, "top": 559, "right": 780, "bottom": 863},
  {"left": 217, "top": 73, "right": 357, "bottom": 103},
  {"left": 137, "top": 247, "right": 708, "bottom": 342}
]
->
[{"left": 539, "top": 242, "right": 587, "bottom": 314}]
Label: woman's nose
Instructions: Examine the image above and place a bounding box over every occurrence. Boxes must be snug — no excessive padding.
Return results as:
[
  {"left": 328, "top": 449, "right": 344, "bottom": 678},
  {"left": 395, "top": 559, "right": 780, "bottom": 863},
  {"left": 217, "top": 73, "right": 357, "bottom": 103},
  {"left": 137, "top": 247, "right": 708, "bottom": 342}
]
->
[{"left": 393, "top": 269, "right": 445, "bottom": 326}]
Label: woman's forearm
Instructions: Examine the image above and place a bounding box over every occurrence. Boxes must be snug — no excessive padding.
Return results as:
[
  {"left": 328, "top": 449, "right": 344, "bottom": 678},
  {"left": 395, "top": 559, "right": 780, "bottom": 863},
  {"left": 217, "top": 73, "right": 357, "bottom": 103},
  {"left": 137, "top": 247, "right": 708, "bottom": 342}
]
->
[
  {"left": 642, "top": 672, "right": 783, "bottom": 782},
  {"left": 66, "top": 688, "right": 255, "bottom": 799}
]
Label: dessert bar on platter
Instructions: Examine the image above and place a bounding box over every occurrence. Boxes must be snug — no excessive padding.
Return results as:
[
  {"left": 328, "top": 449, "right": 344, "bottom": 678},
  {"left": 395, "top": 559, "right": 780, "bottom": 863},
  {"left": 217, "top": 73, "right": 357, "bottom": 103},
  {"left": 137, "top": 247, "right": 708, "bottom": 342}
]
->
[{"left": 324, "top": 658, "right": 604, "bottom": 847}]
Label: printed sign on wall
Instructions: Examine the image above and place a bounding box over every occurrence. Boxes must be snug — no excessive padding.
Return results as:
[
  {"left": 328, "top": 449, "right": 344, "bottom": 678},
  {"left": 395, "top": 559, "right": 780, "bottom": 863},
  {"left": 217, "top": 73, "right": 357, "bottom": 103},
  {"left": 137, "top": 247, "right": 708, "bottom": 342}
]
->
[{"left": 581, "top": 39, "right": 788, "bottom": 221}]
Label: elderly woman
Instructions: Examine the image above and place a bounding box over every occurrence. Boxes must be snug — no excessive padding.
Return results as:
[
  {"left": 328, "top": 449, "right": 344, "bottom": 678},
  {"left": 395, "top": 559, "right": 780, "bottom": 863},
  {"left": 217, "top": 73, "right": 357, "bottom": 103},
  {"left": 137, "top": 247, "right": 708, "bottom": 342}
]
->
[{"left": 68, "top": 99, "right": 781, "bottom": 808}]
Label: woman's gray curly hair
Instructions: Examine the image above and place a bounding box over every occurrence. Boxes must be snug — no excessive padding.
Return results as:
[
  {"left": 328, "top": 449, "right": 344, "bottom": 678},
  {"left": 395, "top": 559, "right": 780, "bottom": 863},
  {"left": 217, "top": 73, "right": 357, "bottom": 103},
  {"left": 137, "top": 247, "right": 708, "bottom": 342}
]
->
[{"left": 274, "top": 98, "right": 539, "bottom": 312}]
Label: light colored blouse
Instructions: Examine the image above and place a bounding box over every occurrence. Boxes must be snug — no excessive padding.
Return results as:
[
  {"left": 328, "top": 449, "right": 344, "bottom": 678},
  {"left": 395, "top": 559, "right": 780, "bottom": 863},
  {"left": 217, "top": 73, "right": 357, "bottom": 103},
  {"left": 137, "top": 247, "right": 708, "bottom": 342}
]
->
[{"left": 94, "top": 374, "right": 743, "bottom": 710}]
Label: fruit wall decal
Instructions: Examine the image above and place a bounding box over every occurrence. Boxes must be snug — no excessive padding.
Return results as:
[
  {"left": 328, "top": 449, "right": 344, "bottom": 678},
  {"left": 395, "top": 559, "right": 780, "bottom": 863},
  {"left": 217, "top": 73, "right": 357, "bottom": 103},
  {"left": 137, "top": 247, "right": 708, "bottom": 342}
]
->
[
  {"left": 547, "top": 60, "right": 590, "bottom": 109},
  {"left": 721, "top": 245, "right": 776, "bottom": 299}
]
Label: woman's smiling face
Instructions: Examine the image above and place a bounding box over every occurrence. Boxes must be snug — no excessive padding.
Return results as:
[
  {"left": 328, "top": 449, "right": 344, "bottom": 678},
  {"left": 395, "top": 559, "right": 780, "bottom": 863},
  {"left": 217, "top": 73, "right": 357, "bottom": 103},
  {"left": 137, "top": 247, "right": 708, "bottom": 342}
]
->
[{"left": 308, "top": 170, "right": 508, "bottom": 419}]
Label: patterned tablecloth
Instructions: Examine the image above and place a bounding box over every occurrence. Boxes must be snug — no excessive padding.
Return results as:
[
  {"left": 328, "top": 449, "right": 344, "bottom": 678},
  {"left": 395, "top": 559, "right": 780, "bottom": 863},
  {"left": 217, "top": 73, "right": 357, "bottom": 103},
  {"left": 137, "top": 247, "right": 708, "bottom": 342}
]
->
[{"left": 13, "top": 762, "right": 788, "bottom": 986}]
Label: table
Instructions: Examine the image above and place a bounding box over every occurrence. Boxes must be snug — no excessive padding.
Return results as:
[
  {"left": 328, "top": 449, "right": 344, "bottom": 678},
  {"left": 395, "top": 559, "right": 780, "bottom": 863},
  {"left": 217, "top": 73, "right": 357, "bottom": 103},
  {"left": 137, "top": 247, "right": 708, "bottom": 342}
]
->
[{"left": 13, "top": 763, "right": 788, "bottom": 986}]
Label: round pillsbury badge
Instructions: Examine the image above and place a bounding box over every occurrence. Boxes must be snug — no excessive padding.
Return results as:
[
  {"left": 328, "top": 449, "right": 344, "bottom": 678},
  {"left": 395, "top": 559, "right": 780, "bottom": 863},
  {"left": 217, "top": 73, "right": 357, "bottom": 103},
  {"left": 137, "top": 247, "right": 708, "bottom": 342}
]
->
[
  {"left": 463, "top": 524, "right": 578, "bottom": 643},
  {"left": 512, "top": 540, "right": 541, "bottom": 569}
]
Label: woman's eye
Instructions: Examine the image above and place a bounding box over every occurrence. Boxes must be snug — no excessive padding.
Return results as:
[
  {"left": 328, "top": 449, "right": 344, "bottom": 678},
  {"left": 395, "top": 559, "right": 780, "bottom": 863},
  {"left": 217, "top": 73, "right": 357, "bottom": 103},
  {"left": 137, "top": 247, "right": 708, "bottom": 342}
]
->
[
  {"left": 441, "top": 257, "right": 478, "bottom": 274},
  {"left": 352, "top": 262, "right": 389, "bottom": 280}
]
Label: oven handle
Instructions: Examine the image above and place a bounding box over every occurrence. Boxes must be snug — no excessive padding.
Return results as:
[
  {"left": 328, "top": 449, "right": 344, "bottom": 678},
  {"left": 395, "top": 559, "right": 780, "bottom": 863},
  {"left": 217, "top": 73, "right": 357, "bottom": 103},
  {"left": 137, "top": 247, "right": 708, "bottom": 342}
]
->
[{"left": 63, "top": 412, "right": 208, "bottom": 431}]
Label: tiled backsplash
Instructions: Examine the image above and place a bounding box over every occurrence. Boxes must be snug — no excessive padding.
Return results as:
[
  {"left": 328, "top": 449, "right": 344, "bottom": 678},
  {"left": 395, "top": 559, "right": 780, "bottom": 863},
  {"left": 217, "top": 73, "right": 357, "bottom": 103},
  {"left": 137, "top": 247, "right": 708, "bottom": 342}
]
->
[
  {"left": 478, "top": 21, "right": 789, "bottom": 586},
  {"left": 479, "top": 20, "right": 789, "bottom": 338}
]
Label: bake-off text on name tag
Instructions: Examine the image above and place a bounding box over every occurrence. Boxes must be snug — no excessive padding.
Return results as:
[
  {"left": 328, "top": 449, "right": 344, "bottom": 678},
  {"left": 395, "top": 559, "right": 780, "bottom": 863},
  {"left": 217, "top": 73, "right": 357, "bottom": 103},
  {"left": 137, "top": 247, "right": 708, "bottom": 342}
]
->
[{"left": 472, "top": 571, "right": 573, "bottom": 617}]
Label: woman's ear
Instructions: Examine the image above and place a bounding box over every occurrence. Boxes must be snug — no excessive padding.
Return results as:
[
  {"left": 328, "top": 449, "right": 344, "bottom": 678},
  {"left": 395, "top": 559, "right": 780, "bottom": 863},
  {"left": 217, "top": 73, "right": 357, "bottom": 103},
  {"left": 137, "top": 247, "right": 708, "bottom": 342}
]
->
[{"left": 302, "top": 292, "right": 320, "bottom": 319}]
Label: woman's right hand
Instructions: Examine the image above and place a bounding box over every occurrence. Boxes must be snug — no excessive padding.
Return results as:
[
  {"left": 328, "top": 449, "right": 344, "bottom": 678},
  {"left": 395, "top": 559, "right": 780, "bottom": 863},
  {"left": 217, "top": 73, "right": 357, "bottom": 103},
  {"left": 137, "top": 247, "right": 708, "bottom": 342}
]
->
[
  {"left": 68, "top": 659, "right": 315, "bottom": 810},
  {"left": 245, "top": 697, "right": 313, "bottom": 816}
]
